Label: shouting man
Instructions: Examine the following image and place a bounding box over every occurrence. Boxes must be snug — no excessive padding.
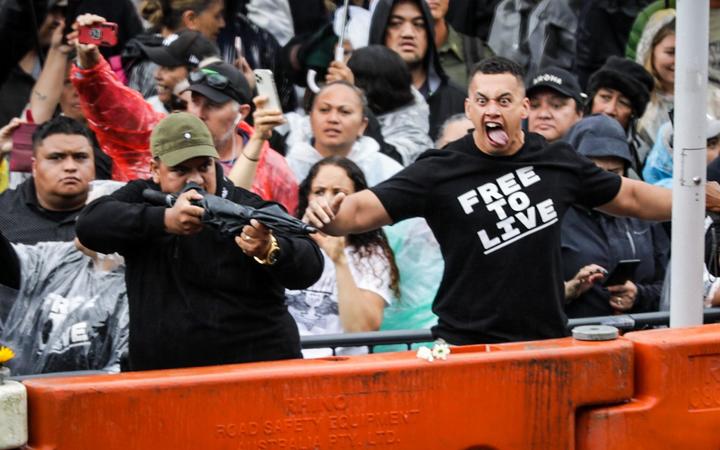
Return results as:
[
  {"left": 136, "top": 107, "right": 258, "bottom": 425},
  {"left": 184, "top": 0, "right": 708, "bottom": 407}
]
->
[{"left": 303, "top": 56, "right": 710, "bottom": 346}]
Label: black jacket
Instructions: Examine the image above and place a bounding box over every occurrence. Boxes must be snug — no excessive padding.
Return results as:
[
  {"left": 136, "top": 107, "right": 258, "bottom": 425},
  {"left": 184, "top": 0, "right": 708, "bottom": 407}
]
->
[
  {"left": 574, "top": 0, "right": 649, "bottom": 89},
  {"left": 0, "top": 177, "right": 80, "bottom": 245},
  {"left": 0, "top": 0, "right": 47, "bottom": 87},
  {"left": 561, "top": 205, "right": 669, "bottom": 318},
  {"left": 76, "top": 172, "right": 324, "bottom": 371},
  {"left": 368, "top": 0, "right": 466, "bottom": 140}
]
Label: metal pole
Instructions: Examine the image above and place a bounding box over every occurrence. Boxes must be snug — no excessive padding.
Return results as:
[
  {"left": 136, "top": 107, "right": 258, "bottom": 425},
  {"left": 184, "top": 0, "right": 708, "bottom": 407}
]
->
[{"left": 670, "top": 0, "right": 709, "bottom": 327}]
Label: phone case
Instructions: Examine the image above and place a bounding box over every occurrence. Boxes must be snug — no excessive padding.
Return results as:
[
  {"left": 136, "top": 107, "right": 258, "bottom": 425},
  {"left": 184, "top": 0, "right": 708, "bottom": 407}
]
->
[
  {"left": 602, "top": 259, "right": 641, "bottom": 287},
  {"left": 78, "top": 23, "right": 118, "bottom": 47},
  {"left": 253, "top": 69, "right": 282, "bottom": 111},
  {"left": 10, "top": 123, "right": 38, "bottom": 172}
]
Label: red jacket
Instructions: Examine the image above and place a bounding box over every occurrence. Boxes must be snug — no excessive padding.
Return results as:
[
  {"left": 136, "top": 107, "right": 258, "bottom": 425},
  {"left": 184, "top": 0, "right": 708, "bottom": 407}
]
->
[
  {"left": 72, "top": 57, "right": 159, "bottom": 181},
  {"left": 71, "top": 56, "right": 299, "bottom": 213}
]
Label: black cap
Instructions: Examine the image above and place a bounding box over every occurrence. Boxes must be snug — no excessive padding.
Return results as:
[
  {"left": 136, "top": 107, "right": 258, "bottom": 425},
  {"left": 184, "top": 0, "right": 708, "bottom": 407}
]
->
[
  {"left": 186, "top": 61, "right": 252, "bottom": 105},
  {"left": 586, "top": 56, "right": 654, "bottom": 117},
  {"left": 527, "top": 67, "right": 586, "bottom": 105},
  {"left": 140, "top": 30, "right": 219, "bottom": 68}
]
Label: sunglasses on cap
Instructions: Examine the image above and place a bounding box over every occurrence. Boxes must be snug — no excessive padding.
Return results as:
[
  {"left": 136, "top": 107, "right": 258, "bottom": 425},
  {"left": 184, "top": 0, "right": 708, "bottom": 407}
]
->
[
  {"left": 190, "top": 68, "right": 230, "bottom": 89},
  {"left": 189, "top": 68, "right": 247, "bottom": 103}
]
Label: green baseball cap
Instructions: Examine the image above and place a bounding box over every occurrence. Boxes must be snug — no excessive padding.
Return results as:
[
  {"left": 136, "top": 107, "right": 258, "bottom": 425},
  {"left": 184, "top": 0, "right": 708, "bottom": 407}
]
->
[{"left": 150, "top": 112, "right": 219, "bottom": 166}]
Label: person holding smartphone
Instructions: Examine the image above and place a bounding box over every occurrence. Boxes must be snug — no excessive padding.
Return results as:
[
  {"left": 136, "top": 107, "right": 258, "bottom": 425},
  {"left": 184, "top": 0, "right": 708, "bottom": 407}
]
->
[
  {"left": 70, "top": 14, "right": 299, "bottom": 214},
  {"left": 561, "top": 114, "right": 670, "bottom": 317}
]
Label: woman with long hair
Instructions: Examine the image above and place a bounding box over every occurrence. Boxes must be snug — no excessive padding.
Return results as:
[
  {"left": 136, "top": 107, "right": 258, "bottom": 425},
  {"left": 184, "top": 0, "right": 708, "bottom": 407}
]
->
[
  {"left": 287, "top": 156, "right": 399, "bottom": 357},
  {"left": 635, "top": 9, "right": 675, "bottom": 153}
]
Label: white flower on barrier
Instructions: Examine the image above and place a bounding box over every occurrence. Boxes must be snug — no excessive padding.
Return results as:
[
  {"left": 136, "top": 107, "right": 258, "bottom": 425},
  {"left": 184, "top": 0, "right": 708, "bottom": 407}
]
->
[
  {"left": 416, "top": 346, "right": 434, "bottom": 362},
  {"left": 431, "top": 339, "right": 451, "bottom": 360},
  {"left": 416, "top": 339, "right": 451, "bottom": 362}
]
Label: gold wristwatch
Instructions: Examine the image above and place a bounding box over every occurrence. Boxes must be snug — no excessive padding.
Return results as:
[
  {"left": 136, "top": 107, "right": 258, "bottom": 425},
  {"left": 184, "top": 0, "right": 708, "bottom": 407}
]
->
[{"left": 254, "top": 234, "right": 280, "bottom": 265}]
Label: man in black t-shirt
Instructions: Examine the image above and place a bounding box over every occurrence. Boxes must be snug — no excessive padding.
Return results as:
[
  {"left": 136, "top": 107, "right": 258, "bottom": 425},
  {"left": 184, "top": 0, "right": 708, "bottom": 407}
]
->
[{"left": 304, "top": 57, "right": 682, "bottom": 345}]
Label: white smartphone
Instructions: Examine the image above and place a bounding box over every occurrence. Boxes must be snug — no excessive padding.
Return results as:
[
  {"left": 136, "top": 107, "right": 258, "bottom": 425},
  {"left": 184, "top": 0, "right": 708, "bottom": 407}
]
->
[{"left": 253, "top": 69, "right": 282, "bottom": 111}]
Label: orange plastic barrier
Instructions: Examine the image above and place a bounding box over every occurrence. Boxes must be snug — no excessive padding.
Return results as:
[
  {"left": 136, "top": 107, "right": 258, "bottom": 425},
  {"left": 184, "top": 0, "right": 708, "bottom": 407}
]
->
[
  {"left": 577, "top": 324, "right": 720, "bottom": 450},
  {"left": 23, "top": 337, "right": 632, "bottom": 450}
]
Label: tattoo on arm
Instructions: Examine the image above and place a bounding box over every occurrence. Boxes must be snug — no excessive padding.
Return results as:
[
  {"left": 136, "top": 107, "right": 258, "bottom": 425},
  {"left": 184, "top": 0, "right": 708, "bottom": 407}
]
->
[{"left": 33, "top": 90, "right": 47, "bottom": 101}]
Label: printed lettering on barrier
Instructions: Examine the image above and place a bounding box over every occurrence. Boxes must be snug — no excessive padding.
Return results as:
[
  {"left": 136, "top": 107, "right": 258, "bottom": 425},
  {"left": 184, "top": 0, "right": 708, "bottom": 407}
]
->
[{"left": 214, "top": 394, "right": 421, "bottom": 448}]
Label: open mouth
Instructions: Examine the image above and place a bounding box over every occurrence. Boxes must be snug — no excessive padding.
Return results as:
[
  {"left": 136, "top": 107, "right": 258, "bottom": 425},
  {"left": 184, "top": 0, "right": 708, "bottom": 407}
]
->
[{"left": 485, "top": 122, "right": 509, "bottom": 147}]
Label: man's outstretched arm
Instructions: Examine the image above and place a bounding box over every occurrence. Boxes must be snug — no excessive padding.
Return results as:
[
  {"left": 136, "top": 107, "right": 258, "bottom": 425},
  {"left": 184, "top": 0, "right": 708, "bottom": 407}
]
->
[
  {"left": 303, "top": 190, "right": 393, "bottom": 236},
  {"left": 597, "top": 178, "right": 720, "bottom": 220}
]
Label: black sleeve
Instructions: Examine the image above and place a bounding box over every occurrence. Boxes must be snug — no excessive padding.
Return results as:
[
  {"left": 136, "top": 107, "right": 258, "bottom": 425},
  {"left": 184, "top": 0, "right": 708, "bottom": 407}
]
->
[
  {"left": 369, "top": 151, "right": 442, "bottom": 223},
  {"left": 447, "top": 0, "right": 501, "bottom": 40},
  {"left": 76, "top": 180, "right": 166, "bottom": 255},
  {"left": 634, "top": 223, "right": 670, "bottom": 312},
  {"left": 573, "top": 1, "right": 636, "bottom": 89},
  {"left": 538, "top": 23, "right": 576, "bottom": 72},
  {"left": 0, "top": 0, "right": 48, "bottom": 86},
  {"left": 226, "top": 182, "right": 325, "bottom": 289},
  {"left": 574, "top": 152, "right": 623, "bottom": 209},
  {"left": 0, "top": 229, "right": 20, "bottom": 289},
  {"left": 634, "top": 279, "right": 663, "bottom": 313},
  {"left": 271, "top": 234, "right": 324, "bottom": 289}
]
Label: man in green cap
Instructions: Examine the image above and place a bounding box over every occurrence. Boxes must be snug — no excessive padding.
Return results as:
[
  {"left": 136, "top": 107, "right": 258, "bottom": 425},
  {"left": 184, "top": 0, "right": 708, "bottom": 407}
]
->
[{"left": 76, "top": 112, "right": 323, "bottom": 371}]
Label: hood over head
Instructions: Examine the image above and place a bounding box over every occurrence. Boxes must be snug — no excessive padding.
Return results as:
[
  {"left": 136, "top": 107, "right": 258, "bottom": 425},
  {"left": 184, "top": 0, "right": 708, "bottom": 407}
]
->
[
  {"left": 368, "top": 0, "right": 448, "bottom": 93},
  {"left": 635, "top": 9, "right": 676, "bottom": 70},
  {"left": 565, "top": 114, "right": 634, "bottom": 167}
]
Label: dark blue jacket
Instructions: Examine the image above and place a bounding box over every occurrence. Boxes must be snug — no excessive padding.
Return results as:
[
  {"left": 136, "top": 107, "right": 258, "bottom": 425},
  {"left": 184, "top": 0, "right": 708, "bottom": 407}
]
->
[{"left": 561, "top": 205, "right": 669, "bottom": 318}]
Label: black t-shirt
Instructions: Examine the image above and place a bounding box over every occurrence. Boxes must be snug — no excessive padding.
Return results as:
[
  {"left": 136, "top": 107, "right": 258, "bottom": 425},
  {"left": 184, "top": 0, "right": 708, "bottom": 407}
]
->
[{"left": 371, "top": 132, "right": 622, "bottom": 345}]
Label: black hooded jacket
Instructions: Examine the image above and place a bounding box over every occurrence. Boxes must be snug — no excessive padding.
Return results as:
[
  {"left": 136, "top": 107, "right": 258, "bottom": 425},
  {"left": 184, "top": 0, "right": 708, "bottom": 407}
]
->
[
  {"left": 76, "top": 166, "right": 324, "bottom": 371},
  {"left": 369, "top": 0, "right": 466, "bottom": 140}
]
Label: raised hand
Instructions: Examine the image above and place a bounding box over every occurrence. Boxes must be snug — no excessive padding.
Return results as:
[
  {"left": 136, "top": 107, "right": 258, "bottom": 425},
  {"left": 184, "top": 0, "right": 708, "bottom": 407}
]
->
[
  {"left": 325, "top": 60, "right": 354, "bottom": 84},
  {"left": 69, "top": 14, "right": 107, "bottom": 69},
  {"left": 302, "top": 192, "right": 346, "bottom": 229},
  {"left": 565, "top": 264, "right": 607, "bottom": 301},
  {"left": 312, "top": 232, "right": 346, "bottom": 264},
  {"left": 251, "top": 96, "right": 285, "bottom": 141}
]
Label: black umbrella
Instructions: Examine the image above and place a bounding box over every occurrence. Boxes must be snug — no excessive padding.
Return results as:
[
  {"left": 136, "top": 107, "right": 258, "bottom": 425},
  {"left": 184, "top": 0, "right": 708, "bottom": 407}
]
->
[{"left": 142, "top": 183, "right": 316, "bottom": 236}]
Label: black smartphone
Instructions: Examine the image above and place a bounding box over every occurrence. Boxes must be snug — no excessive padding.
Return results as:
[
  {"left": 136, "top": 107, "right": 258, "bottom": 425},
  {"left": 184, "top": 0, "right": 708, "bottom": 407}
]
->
[{"left": 603, "top": 259, "right": 641, "bottom": 287}]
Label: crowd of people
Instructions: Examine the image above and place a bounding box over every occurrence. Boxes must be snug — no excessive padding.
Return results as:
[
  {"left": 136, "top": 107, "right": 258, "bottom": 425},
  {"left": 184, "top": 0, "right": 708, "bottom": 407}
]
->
[{"left": 1, "top": 0, "right": 720, "bottom": 376}]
